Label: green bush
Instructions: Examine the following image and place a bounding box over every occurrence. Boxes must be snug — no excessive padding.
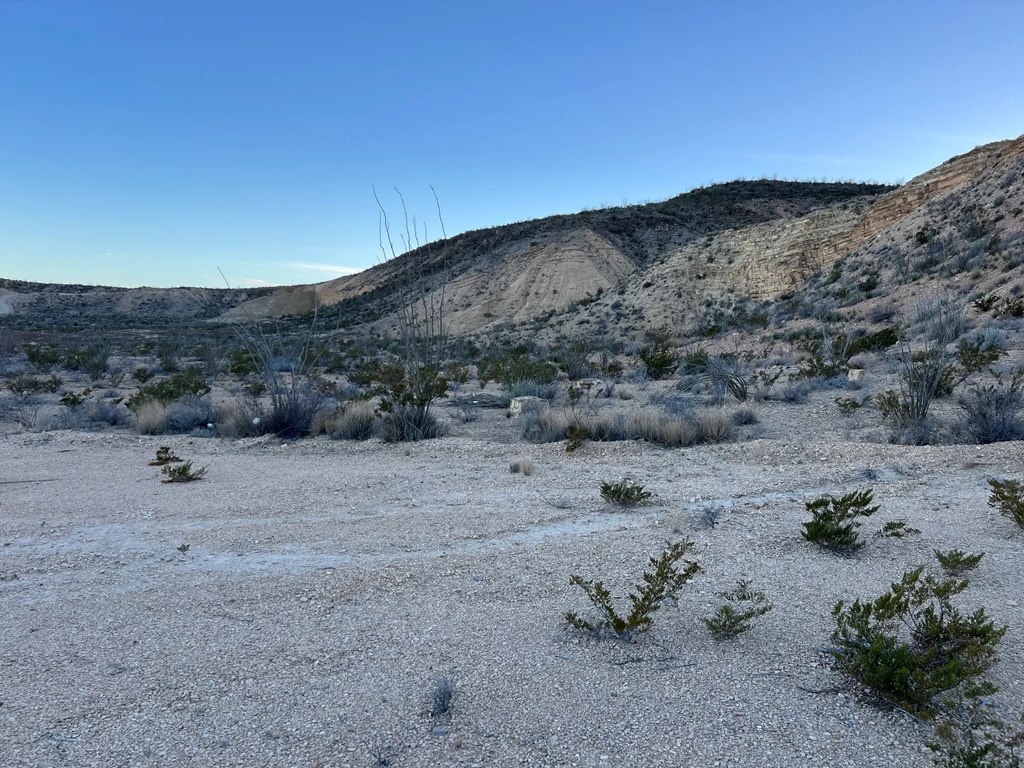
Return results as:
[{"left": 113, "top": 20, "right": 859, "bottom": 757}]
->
[
  {"left": 639, "top": 337, "right": 679, "bottom": 379},
  {"left": 934, "top": 549, "right": 984, "bottom": 577},
  {"left": 599, "top": 479, "right": 652, "bottom": 506},
  {"left": 127, "top": 366, "right": 210, "bottom": 412},
  {"left": 831, "top": 566, "right": 1007, "bottom": 717},
  {"left": 988, "top": 478, "right": 1024, "bottom": 528},
  {"left": 702, "top": 579, "right": 773, "bottom": 640},
  {"left": 24, "top": 344, "right": 61, "bottom": 372},
  {"left": 565, "top": 540, "right": 700, "bottom": 639},
  {"left": 6, "top": 373, "right": 63, "bottom": 395},
  {"left": 802, "top": 489, "right": 879, "bottom": 555},
  {"left": 160, "top": 460, "right": 207, "bottom": 483}
]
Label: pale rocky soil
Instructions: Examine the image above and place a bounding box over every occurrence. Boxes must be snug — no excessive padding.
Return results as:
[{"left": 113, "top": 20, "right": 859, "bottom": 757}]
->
[{"left": 1, "top": 384, "right": 1023, "bottom": 768}]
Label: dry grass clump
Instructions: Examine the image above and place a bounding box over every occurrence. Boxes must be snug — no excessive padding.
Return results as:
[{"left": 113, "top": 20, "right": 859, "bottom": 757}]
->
[
  {"left": 509, "top": 459, "right": 535, "bottom": 476},
  {"left": 520, "top": 406, "right": 735, "bottom": 448},
  {"left": 134, "top": 400, "right": 169, "bottom": 435},
  {"left": 214, "top": 398, "right": 264, "bottom": 439},
  {"left": 331, "top": 401, "right": 377, "bottom": 441},
  {"left": 625, "top": 409, "right": 697, "bottom": 447},
  {"left": 692, "top": 409, "right": 736, "bottom": 443}
]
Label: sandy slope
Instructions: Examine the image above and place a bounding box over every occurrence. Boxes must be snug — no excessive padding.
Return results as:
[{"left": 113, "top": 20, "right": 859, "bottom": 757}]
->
[{"left": 1, "top": 403, "right": 1022, "bottom": 768}]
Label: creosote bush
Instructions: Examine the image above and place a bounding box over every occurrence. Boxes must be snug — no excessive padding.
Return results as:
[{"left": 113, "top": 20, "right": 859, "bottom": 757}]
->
[
  {"left": 149, "top": 446, "right": 182, "bottom": 466},
  {"left": 930, "top": 701, "right": 1024, "bottom": 768},
  {"left": 599, "top": 479, "right": 652, "bottom": 506},
  {"left": 703, "top": 579, "right": 773, "bottom": 640},
  {"left": 988, "top": 478, "right": 1024, "bottom": 528},
  {"left": 160, "top": 460, "right": 208, "bottom": 483},
  {"left": 934, "top": 549, "right": 985, "bottom": 577},
  {"left": 802, "top": 489, "right": 879, "bottom": 555},
  {"left": 565, "top": 540, "right": 700, "bottom": 640},
  {"left": 831, "top": 565, "right": 1007, "bottom": 717},
  {"left": 127, "top": 366, "right": 210, "bottom": 412}
]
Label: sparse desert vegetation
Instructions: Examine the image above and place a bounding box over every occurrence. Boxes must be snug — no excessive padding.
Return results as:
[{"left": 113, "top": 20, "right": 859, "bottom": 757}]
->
[{"left": 3, "top": 140, "right": 1024, "bottom": 766}]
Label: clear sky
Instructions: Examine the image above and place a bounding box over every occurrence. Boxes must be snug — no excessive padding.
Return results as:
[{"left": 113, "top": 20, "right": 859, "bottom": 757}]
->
[{"left": 1, "top": 1, "right": 1022, "bottom": 289}]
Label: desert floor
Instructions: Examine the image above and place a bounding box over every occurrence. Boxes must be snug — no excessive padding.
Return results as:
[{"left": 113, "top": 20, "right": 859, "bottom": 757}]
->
[{"left": 1, "top": 393, "right": 1022, "bottom": 768}]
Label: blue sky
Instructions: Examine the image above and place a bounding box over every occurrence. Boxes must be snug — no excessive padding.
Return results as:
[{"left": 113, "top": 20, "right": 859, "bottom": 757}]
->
[{"left": 2, "top": 1, "right": 1022, "bottom": 289}]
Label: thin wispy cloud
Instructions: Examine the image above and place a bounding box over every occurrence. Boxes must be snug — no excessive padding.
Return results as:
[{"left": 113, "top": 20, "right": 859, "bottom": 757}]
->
[
  {"left": 238, "top": 278, "right": 274, "bottom": 287},
  {"left": 289, "top": 262, "right": 364, "bottom": 277}
]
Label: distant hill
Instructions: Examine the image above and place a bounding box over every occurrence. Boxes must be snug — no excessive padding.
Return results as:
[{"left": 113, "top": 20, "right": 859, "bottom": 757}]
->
[{"left": 3, "top": 135, "right": 1023, "bottom": 341}]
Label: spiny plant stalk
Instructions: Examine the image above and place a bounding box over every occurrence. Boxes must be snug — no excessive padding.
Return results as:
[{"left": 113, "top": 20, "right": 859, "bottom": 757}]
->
[
  {"left": 565, "top": 540, "right": 700, "bottom": 640},
  {"left": 371, "top": 187, "right": 451, "bottom": 442}
]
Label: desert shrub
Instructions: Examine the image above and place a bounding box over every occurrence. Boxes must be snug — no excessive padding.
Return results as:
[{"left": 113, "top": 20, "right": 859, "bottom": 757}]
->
[
  {"left": 626, "top": 409, "right": 698, "bottom": 447},
  {"left": 127, "top": 366, "right": 210, "bottom": 411},
  {"left": 878, "top": 344, "right": 952, "bottom": 445},
  {"left": 599, "top": 479, "right": 652, "bottom": 506},
  {"left": 847, "top": 326, "right": 899, "bottom": 356},
  {"left": 215, "top": 397, "right": 266, "bottom": 439},
  {"left": 565, "top": 540, "right": 700, "bottom": 639},
  {"left": 703, "top": 579, "right": 773, "bottom": 640},
  {"left": 149, "top": 446, "right": 182, "bottom": 466},
  {"left": 958, "top": 373, "right": 1024, "bottom": 444},
  {"left": 830, "top": 566, "right": 1007, "bottom": 717},
  {"left": 505, "top": 377, "right": 559, "bottom": 400},
  {"left": 226, "top": 348, "right": 261, "bottom": 377},
  {"left": 377, "top": 403, "right": 445, "bottom": 442},
  {"left": 133, "top": 400, "right": 169, "bottom": 435},
  {"left": 930, "top": 701, "right": 1024, "bottom": 768},
  {"left": 520, "top": 410, "right": 569, "bottom": 443},
  {"left": 731, "top": 406, "right": 759, "bottom": 425},
  {"left": 24, "top": 344, "right": 61, "bottom": 372},
  {"left": 164, "top": 396, "right": 215, "bottom": 434},
  {"left": 988, "top": 478, "right": 1024, "bottom": 528},
  {"left": 92, "top": 399, "right": 132, "bottom": 427},
  {"left": 6, "top": 373, "right": 63, "bottom": 395},
  {"left": 586, "top": 412, "right": 629, "bottom": 442},
  {"left": 876, "top": 520, "right": 921, "bottom": 539},
  {"left": 796, "top": 323, "right": 857, "bottom": 379},
  {"left": 778, "top": 380, "right": 810, "bottom": 403},
  {"left": 556, "top": 339, "right": 594, "bottom": 380},
  {"left": 836, "top": 395, "right": 871, "bottom": 414},
  {"left": 956, "top": 330, "right": 1006, "bottom": 377},
  {"left": 260, "top": 384, "right": 330, "bottom": 439},
  {"left": 331, "top": 401, "right": 376, "bottom": 440},
  {"left": 509, "top": 459, "right": 535, "bottom": 476},
  {"left": 914, "top": 294, "right": 968, "bottom": 344},
  {"left": 638, "top": 336, "right": 678, "bottom": 379},
  {"left": 682, "top": 353, "right": 751, "bottom": 401},
  {"left": 692, "top": 409, "right": 735, "bottom": 443},
  {"left": 802, "top": 489, "right": 879, "bottom": 555},
  {"left": 63, "top": 343, "right": 110, "bottom": 380},
  {"left": 430, "top": 675, "right": 455, "bottom": 718},
  {"left": 490, "top": 353, "right": 558, "bottom": 389},
  {"left": 161, "top": 460, "right": 208, "bottom": 483},
  {"left": 934, "top": 549, "right": 985, "bottom": 577}
]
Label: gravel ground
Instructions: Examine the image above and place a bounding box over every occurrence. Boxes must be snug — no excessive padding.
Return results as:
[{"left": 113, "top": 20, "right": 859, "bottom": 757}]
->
[{"left": 1, "top": 399, "right": 1022, "bottom": 768}]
